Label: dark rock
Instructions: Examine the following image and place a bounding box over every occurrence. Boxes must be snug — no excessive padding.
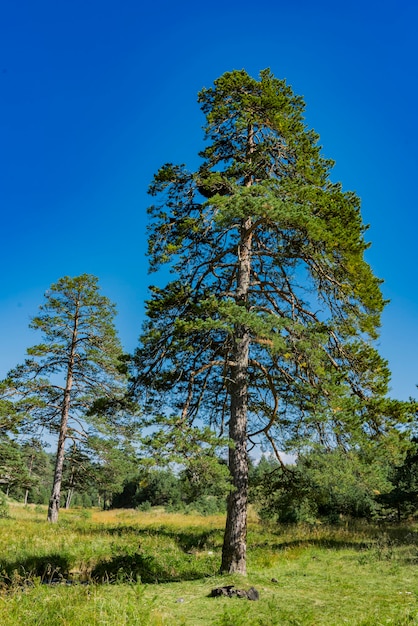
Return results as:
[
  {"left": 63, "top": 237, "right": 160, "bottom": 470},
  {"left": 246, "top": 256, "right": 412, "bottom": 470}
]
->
[
  {"left": 247, "top": 587, "right": 259, "bottom": 601},
  {"left": 210, "top": 585, "right": 235, "bottom": 597},
  {"left": 209, "top": 585, "right": 259, "bottom": 600}
]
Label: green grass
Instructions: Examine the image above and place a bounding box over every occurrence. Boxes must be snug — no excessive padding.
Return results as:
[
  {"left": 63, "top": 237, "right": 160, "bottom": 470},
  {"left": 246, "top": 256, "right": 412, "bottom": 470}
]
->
[{"left": 1, "top": 504, "right": 418, "bottom": 624}]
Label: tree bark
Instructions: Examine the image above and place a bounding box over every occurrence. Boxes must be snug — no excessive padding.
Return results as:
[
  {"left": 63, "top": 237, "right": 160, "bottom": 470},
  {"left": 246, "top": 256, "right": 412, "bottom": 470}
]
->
[
  {"left": 221, "top": 328, "right": 250, "bottom": 574},
  {"left": 24, "top": 452, "right": 35, "bottom": 505},
  {"left": 221, "top": 216, "right": 252, "bottom": 574},
  {"left": 221, "top": 124, "right": 255, "bottom": 575},
  {"left": 64, "top": 463, "right": 75, "bottom": 509},
  {"left": 65, "top": 487, "right": 74, "bottom": 509},
  {"left": 47, "top": 306, "right": 79, "bottom": 523}
]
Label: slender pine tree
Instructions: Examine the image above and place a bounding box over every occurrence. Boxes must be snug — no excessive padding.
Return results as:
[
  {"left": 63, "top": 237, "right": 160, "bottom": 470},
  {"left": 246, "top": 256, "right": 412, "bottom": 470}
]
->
[{"left": 6, "top": 274, "right": 127, "bottom": 522}]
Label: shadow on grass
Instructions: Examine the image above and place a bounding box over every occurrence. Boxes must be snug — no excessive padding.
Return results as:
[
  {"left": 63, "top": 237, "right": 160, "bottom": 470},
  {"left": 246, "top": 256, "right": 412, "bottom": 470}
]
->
[
  {"left": 3, "top": 523, "right": 417, "bottom": 588},
  {"left": 90, "top": 524, "right": 223, "bottom": 552},
  {"left": 1, "top": 549, "right": 217, "bottom": 586},
  {"left": 90, "top": 552, "right": 212, "bottom": 584},
  {"left": 0, "top": 553, "right": 71, "bottom": 587},
  {"left": 250, "top": 523, "right": 418, "bottom": 552},
  {"left": 88, "top": 526, "right": 223, "bottom": 583},
  {"left": 0, "top": 526, "right": 223, "bottom": 588},
  {"left": 260, "top": 538, "right": 372, "bottom": 552}
]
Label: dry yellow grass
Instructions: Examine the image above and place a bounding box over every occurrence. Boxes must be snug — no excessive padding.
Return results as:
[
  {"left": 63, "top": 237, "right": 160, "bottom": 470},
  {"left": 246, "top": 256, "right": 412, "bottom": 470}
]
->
[
  {"left": 89, "top": 503, "right": 259, "bottom": 527},
  {"left": 90, "top": 507, "right": 225, "bottom": 527}
]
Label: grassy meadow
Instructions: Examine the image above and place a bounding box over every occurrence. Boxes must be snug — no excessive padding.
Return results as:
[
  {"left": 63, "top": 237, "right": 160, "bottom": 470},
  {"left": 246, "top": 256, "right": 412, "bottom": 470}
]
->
[{"left": 1, "top": 503, "right": 418, "bottom": 625}]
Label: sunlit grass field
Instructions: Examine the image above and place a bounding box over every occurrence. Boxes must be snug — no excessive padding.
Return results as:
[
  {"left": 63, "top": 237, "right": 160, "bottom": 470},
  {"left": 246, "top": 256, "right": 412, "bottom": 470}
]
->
[{"left": 1, "top": 503, "right": 418, "bottom": 624}]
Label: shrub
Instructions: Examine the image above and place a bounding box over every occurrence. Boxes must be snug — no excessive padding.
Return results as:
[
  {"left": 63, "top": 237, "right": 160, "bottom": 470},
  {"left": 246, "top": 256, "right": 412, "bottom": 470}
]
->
[{"left": 0, "top": 492, "right": 10, "bottom": 518}]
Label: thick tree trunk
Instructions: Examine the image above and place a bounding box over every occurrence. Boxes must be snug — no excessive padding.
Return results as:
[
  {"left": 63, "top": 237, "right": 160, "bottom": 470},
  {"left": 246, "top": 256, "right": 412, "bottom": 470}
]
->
[
  {"left": 221, "top": 124, "right": 254, "bottom": 574},
  {"left": 221, "top": 214, "right": 252, "bottom": 575},
  {"left": 47, "top": 308, "right": 79, "bottom": 523},
  {"left": 221, "top": 329, "right": 250, "bottom": 574}
]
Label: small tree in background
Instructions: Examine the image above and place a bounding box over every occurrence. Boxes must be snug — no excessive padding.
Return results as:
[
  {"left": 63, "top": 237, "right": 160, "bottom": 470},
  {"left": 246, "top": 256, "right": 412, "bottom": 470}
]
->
[
  {"left": 88, "top": 435, "right": 138, "bottom": 509},
  {"left": 377, "top": 438, "right": 418, "bottom": 521},
  {"left": 62, "top": 443, "right": 94, "bottom": 509},
  {"left": 5, "top": 275, "right": 128, "bottom": 522},
  {"left": 0, "top": 436, "right": 30, "bottom": 497},
  {"left": 21, "top": 438, "right": 51, "bottom": 505}
]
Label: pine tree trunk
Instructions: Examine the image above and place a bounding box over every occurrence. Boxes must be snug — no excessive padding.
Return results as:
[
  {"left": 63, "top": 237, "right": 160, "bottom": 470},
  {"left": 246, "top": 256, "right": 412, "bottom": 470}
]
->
[
  {"left": 221, "top": 123, "right": 254, "bottom": 575},
  {"left": 65, "top": 466, "right": 75, "bottom": 509},
  {"left": 221, "top": 214, "right": 252, "bottom": 575},
  {"left": 47, "top": 307, "right": 79, "bottom": 523},
  {"left": 24, "top": 453, "right": 35, "bottom": 505},
  {"left": 65, "top": 487, "right": 74, "bottom": 509},
  {"left": 221, "top": 329, "right": 250, "bottom": 574},
  {"left": 47, "top": 388, "right": 71, "bottom": 522}
]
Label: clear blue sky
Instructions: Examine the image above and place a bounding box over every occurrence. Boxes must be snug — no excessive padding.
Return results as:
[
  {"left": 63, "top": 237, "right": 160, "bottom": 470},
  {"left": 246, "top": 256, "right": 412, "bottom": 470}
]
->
[{"left": 0, "top": 0, "right": 417, "bottom": 401}]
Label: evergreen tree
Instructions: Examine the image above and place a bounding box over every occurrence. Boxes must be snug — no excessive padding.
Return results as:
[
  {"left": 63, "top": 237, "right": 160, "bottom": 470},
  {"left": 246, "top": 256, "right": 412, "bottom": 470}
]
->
[
  {"left": 0, "top": 382, "right": 22, "bottom": 435},
  {"left": 179, "top": 455, "right": 230, "bottom": 504},
  {"left": 20, "top": 438, "right": 51, "bottom": 505},
  {"left": 62, "top": 443, "right": 94, "bottom": 508},
  {"left": 0, "top": 436, "right": 29, "bottom": 497},
  {"left": 87, "top": 435, "right": 138, "bottom": 509},
  {"left": 133, "top": 69, "right": 406, "bottom": 574},
  {"left": 5, "top": 274, "right": 127, "bottom": 522},
  {"left": 378, "top": 438, "right": 418, "bottom": 520}
]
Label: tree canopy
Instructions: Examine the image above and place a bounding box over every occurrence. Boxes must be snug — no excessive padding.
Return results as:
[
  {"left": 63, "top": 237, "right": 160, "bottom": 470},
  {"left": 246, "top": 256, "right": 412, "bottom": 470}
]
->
[{"left": 132, "top": 69, "right": 411, "bottom": 574}]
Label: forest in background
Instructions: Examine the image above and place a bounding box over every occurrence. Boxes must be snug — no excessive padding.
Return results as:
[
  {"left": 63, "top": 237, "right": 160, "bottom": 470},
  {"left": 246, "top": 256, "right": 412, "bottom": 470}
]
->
[{"left": 2, "top": 436, "right": 418, "bottom": 525}]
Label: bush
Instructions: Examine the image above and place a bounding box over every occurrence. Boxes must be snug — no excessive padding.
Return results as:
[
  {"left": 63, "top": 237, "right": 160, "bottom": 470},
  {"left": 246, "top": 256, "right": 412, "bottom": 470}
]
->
[
  {"left": 0, "top": 492, "right": 10, "bottom": 519},
  {"left": 137, "top": 501, "right": 151, "bottom": 512},
  {"left": 251, "top": 449, "right": 388, "bottom": 524},
  {"left": 190, "top": 495, "right": 226, "bottom": 516}
]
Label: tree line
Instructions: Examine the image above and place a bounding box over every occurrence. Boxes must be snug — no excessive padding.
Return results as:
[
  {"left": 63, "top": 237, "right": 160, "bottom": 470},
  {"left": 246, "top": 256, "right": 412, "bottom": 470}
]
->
[
  {"left": 1, "top": 69, "right": 416, "bottom": 575},
  {"left": 2, "top": 435, "right": 418, "bottom": 526}
]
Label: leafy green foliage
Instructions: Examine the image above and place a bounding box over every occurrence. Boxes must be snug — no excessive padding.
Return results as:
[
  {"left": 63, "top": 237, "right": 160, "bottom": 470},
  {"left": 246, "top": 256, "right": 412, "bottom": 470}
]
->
[
  {"left": 85, "top": 436, "right": 139, "bottom": 509},
  {"left": 0, "top": 491, "right": 9, "bottom": 518},
  {"left": 0, "top": 386, "right": 22, "bottom": 435},
  {"left": 251, "top": 450, "right": 392, "bottom": 523},
  {"left": 179, "top": 455, "right": 230, "bottom": 504},
  {"left": 377, "top": 438, "right": 418, "bottom": 520},
  {"left": 0, "top": 437, "right": 31, "bottom": 496},
  {"left": 113, "top": 455, "right": 230, "bottom": 515}
]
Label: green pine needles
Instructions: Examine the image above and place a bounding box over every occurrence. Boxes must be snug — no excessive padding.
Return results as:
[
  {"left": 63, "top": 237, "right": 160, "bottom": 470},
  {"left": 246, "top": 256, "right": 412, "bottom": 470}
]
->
[{"left": 134, "top": 69, "right": 408, "bottom": 574}]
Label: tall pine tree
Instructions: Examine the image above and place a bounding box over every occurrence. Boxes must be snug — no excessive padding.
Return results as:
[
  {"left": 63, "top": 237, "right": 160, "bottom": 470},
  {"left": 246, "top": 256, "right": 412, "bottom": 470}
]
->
[
  {"left": 5, "top": 274, "right": 127, "bottom": 522},
  {"left": 134, "top": 69, "right": 401, "bottom": 574}
]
